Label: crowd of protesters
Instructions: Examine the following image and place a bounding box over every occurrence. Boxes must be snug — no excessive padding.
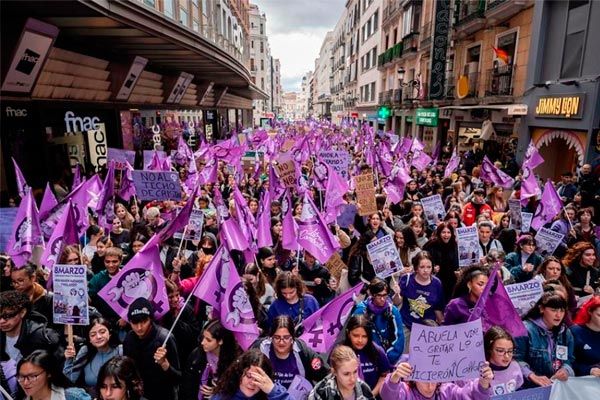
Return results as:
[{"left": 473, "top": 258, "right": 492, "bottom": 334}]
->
[{"left": 2, "top": 122, "right": 600, "bottom": 400}]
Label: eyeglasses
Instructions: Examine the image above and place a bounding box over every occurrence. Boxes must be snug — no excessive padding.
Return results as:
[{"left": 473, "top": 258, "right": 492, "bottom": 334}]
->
[
  {"left": 373, "top": 293, "right": 389, "bottom": 299},
  {"left": 272, "top": 335, "right": 293, "bottom": 343},
  {"left": 17, "top": 371, "right": 45, "bottom": 383},
  {"left": 0, "top": 310, "right": 22, "bottom": 320},
  {"left": 10, "top": 278, "right": 29, "bottom": 286},
  {"left": 493, "top": 348, "right": 514, "bottom": 356}
]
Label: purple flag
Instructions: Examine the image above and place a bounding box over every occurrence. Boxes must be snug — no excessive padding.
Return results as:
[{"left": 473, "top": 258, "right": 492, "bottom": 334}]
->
[
  {"left": 158, "top": 186, "right": 198, "bottom": 243},
  {"left": 118, "top": 161, "right": 136, "bottom": 201},
  {"left": 395, "top": 137, "right": 413, "bottom": 158},
  {"left": 72, "top": 163, "right": 82, "bottom": 190},
  {"left": 192, "top": 246, "right": 260, "bottom": 349},
  {"left": 198, "top": 157, "right": 218, "bottom": 185},
  {"left": 479, "top": 156, "right": 515, "bottom": 189},
  {"left": 256, "top": 190, "right": 273, "bottom": 248},
  {"left": 431, "top": 142, "right": 441, "bottom": 165},
  {"left": 531, "top": 179, "right": 563, "bottom": 231},
  {"left": 174, "top": 135, "right": 193, "bottom": 166},
  {"left": 520, "top": 166, "right": 541, "bottom": 206},
  {"left": 468, "top": 263, "right": 527, "bottom": 337},
  {"left": 183, "top": 156, "right": 198, "bottom": 195},
  {"left": 7, "top": 190, "right": 43, "bottom": 267},
  {"left": 411, "top": 147, "right": 433, "bottom": 170},
  {"left": 385, "top": 161, "right": 411, "bottom": 204},
  {"left": 214, "top": 188, "right": 249, "bottom": 251},
  {"left": 297, "top": 193, "right": 340, "bottom": 264},
  {"left": 39, "top": 182, "right": 58, "bottom": 217},
  {"left": 12, "top": 158, "right": 29, "bottom": 198},
  {"left": 40, "top": 201, "right": 79, "bottom": 270},
  {"left": 268, "top": 164, "right": 286, "bottom": 201},
  {"left": 522, "top": 140, "right": 544, "bottom": 171},
  {"left": 210, "top": 139, "right": 247, "bottom": 163},
  {"left": 324, "top": 164, "right": 350, "bottom": 224},
  {"left": 98, "top": 234, "right": 169, "bottom": 321},
  {"left": 232, "top": 185, "right": 257, "bottom": 255},
  {"left": 299, "top": 283, "right": 364, "bottom": 353},
  {"left": 96, "top": 160, "right": 116, "bottom": 230},
  {"left": 444, "top": 148, "right": 460, "bottom": 178},
  {"left": 147, "top": 150, "right": 163, "bottom": 171},
  {"left": 281, "top": 189, "right": 299, "bottom": 251}
]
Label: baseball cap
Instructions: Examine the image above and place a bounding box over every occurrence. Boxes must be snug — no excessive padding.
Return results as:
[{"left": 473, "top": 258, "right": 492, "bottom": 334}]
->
[{"left": 128, "top": 297, "right": 153, "bottom": 323}]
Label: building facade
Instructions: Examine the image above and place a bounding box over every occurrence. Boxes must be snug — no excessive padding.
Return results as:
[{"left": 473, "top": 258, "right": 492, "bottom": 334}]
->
[{"left": 249, "top": 3, "right": 273, "bottom": 127}]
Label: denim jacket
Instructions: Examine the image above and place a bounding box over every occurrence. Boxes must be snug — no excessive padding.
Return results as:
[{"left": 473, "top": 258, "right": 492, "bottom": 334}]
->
[{"left": 515, "top": 319, "right": 575, "bottom": 386}]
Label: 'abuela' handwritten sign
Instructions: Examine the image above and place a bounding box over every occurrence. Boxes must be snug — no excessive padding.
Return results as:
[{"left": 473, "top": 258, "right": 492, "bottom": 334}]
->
[{"left": 409, "top": 319, "right": 486, "bottom": 382}]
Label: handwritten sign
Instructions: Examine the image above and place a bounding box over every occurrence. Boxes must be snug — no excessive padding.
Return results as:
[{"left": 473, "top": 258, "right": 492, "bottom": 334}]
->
[
  {"left": 52, "top": 264, "right": 89, "bottom": 325},
  {"left": 132, "top": 170, "right": 182, "bottom": 201},
  {"left": 421, "top": 194, "right": 446, "bottom": 226},
  {"left": 107, "top": 148, "right": 135, "bottom": 170},
  {"left": 491, "top": 385, "right": 551, "bottom": 400},
  {"left": 325, "top": 252, "right": 347, "bottom": 282},
  {"left": 505, "top": 279, "right": 544, "bottom": 316},
  {"left": 287, "top": 375, "right": 313, "bottom": 400},
  {"left": 534, "top": 227, "right": 564, "bottom": 258},
  {"left": 456, "top": 226, "right": 479, "bottom": 267},
  {"left": 354, "top": 173, "right": 377, "bottom": 216},
  {"left": 319, "top": 150, "right": 350, "bottom": 180},
  {"left": 366, "top": 235, "right": 402, "bottom": 279},
  {"left": 275, "top": 153, "right": 297, "bottom": 188},
  {"left": 409, "top": 319, "right": 486, "bottom": 382}
]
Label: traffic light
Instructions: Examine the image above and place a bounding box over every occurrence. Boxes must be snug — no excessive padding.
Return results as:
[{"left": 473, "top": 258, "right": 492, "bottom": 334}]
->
[{"left": 378, "top": 106, "right": 391, "bottom": 119}]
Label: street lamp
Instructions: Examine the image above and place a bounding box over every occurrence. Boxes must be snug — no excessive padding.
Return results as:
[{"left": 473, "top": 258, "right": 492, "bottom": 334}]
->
[{"left": 397, "top": 67, "right": 420, "bottom": 100}]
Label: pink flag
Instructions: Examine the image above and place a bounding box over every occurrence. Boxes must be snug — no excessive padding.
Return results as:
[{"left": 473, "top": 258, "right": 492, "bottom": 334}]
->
[
  {"left": 7, "top": 190, "right": 43, "bottom": 268},
  {"left": 520, "top": 166, "right": 541, "bottom": 206},
  {"left": 192, "top": 246, "right": 260, "bottom": 349},
  {"left": 214, "top": 188, "right": 249, "bottom": 251},
  {"left": 98, "top": 234, "right": 169, "bottom": 321},
  {"left": 297, "top": 193, "right": 340, "bottom": 264},
  {"left": 531, "top": 179, "right": 563, "bottom": 231},
  {"left": 281, "top": 189, "right": 299, "bottom": 251},
  {"left": 522, "top": 140, "right": 544, "bottom": 171},
  {"left": 158, "top": 186, "right": 198, "bottom": 243},
  {"left": 40, "top": 201, "right": 79, "bottom": 270},
  {"left": 468, "top": 263, "right": 527, "bottom": 337},
  {"left": 96, "top": 160, "right": 116, "bottom": 230},
  {"left": 444, "top": 147, "right": 460, "bottom": 178},
  {"left": 12, "top": 157, "right": 29, "bottom": 198},
  {"left": 479, "top": 156, "right": 515, "bottom": 189},
  {"left": 118, "top": 161, "right": 136, "bottom": 201},
  {"left": 256, "top": 190, "right": 273, "bottom": 248},
  {"left": 299, "top": 283, "right": 364, "bottom": 353},
  {"left": 39, "top": 182, "right": 58, "bottom": 216}
]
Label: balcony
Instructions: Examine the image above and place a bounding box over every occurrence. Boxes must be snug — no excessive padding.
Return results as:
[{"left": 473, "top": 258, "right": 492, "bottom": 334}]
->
[
  {"left": 401, "top": 32, "right": 419, "bottom": 58},
  {"left": 420, "top": 22, "right": 432, "bottom": 51},
  {"left": 393, "top": 89, "right": 403, "bottom": 104},
  {"left": 378, "top": 89, "right": 394, "bottom": 105},
  {"left": 454, "top": 0, "right": 486, "bottom": 38},
  {"left": 392, "top": 42, "right": 403, "bottom": 59},
  {"left": 485, "top": 0, "right": 534, "bottom": 25},
  {"left": 466, "top": 72, "right": 480, "bottom": 98},
  {"left": 382, "top": 0, "right": 402, "bottom": 26},
  {"left": 485, "top": 64, "right": 514, "bottom": 96}
]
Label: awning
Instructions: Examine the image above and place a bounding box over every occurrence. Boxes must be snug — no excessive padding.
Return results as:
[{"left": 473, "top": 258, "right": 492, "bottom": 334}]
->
[{"left": 438, "top": 104, "right": 528, "bottom": 116}]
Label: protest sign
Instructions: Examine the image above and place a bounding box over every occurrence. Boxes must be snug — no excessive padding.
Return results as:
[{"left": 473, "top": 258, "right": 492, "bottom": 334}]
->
[
  {"left": 132, "top": 170, "right": 182, "bottom": 201},
  {"left": 241, "top": 151, "right": 264, "bottom": 174},
  {"left": 275, "top": 153, "right": 297, "bottom": 188},
  {"left": 142, "top": 150, "right": 167, "bottom": 169},
  {"left": 354, "top": 173, "right": 377, "bottom": 216},
  {"left": 107, "top": 148, "right": 136, "bottom": 170},
  {"left": 337, "top": 204, "right": 357, "bottom": 228},
  {"left": 409, "top": 319, "right": 486, "bottom": 382},
  {"left": 325, "top": 252, "right": 347, "bottom": 282},
  {"left": 366, "top": 235, "right": 402, "bottom": 279},
  {"left": 521, "top": 212, "right": 533, "bottom": 233},
  {"left": 505, "top": 279, "right": 544, "bottom": 316},
  {"left": 508, "top": 199, "right": 522, "bottom": 230},
  {"left": 319, "top": 150, "right": 350, "bottom": 180},
  {"left": 534, "top": 227, "right": 564, "bottom": 257},
  {"left": 287, "top": 375, "right": 312, "bottom": 400},
  {"left": 421, "top": 194, "right": 446, "bottom": 226},
  {"left": 282, "top": 139, "right": 296, "bottom": 152},
  {"left": 456, "top": 226, "right": 479, "bottom": 267},
  {"left": 173, "top": 207, "right": 204, "bottom": 241},
  {"left": 52, "top": 264, "right": 89, "bottom": 325},
  {"left": 491, "top": 385, "right": 551, "bottom": 400}
]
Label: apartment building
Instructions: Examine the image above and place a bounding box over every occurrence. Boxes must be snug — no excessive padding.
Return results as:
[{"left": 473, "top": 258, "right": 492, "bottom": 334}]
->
[
  {"left": 313, "top": 32, "right": 334, "bottom": 120},
  {"left": 272, "top": 58, "right": 283, "bottom": 117},
  {"left": 249, "top": 3, "right": 273, "bottom": 126}
]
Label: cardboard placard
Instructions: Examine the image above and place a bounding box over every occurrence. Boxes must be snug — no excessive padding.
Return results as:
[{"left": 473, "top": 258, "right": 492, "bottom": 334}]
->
[{"left": 354, "top": 173, "right": 377, "bottom": 216}]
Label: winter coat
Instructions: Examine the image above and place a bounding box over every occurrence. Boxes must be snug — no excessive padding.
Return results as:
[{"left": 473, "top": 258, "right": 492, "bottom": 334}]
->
[
  {"left": 308, "top": 373, "right": 374, "bottom": 400},
  {"left": 505, "top": 251, "right": 543, "bottom": 283},
  {"left": 211, "top": 382, "right": 292, "bottom": 400},
  {"left": 379, "top": 374, "right": 491, "bottom": 400}
]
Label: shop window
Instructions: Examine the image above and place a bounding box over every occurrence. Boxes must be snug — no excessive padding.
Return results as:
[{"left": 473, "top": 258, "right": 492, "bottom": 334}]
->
[{"left": 560, "top": 0, "right": 589, "bottom": 78}]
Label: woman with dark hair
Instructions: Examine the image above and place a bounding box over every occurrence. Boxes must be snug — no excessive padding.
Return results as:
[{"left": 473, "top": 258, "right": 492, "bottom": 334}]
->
[
  {"left": 483, "top": 326, "right": 524, "bottom": 394},
  {"left": 211, "top": 349, "right": 292, "bottom": 400},
  {"left": 243, "top": 263, "right": 275, "bottom": 309},
  {"left": 347, "top": 230, "right": 377, "bottom": 287},
  {"left": 394, "top": 228, "right": 420, "bottom": 269},
  {"left": 423, "top": 222, "right": 459, "bottom": 301},
  {"left": 505, "top": 234, "right": 542, "bottom": 283},
  {"left": 534, "top": 256, "right": 577, "bottom": 315},
  {"left": 571, "top": 296, "right": 600, "bottom": 377},
  {"left": 340, "top": 315, "right": 390, "bottom": 396},
  {"left": 257, "top": 247, "right": 280, "bottom": 286},
  {"left": 252, "top": 316, "right": 329, "bottom": 390},
  {"left": 181, "top": 319, "right": 242, "bottom": 400},
  {"left": 568, "top": 207, "right": 598, "bottom": 247},
  {"left": 17, "top": 350, "right": 90, "bottom": 400},
  {"left": 266, "top": 272, "right": 319, "bottom": 328},
  {"left": 443, "top": 210, "right": 463, "bottom": 231},
  {"left": 515, "top": 292, "right": 575, "bottom": 387},
  {"left": 96, "top": 356, "right": 144, "bottom": 400},
  {"left": 365, "top": 212, "right": 394, "bottom": 239},
  {"left": 495, "top": 228, "right": 518, "bottom": 255},
  {"left": 442, "top": 264, "right": 491, "bottom": 325},
  {"left": 91, "top": 236, "right": 114, "bottom": 275},
  {"left": 408, "top": 217, "right": 429, "bottom": 248},
  {"left": 63, "top": 317, "right": 122, "bottom": 395},
  {"left": 309, "top": 345, "right": 375, "bottom": 400},
  {"left": 82, "top": 225, "right": 104, "bottom": 262},
  {"left": 562, "top": 241, "right": 600, "bottom": 297}
]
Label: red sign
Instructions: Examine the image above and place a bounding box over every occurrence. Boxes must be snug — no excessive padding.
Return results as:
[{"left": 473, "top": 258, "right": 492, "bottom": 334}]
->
[
  {"left": 264, "top": 112, "right": 275, "bottom": 118},
  {"left": 351, "top": 112, "right": 359, "bottom": 118}
]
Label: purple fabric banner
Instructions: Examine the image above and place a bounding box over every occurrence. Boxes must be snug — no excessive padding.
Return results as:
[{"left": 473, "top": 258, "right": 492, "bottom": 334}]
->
[
  {"left": 297, "top": 193, "right": 340, "bottom": 264},
  {"left": 281, "top": 189, "right": 299, "bottom": 251},
  {"left": 11, "top": 157, "right": 29, "bottom": 198},
  {"left": 299, "top": 283, "right": 364, "bottom": 353},
  {"left": 192, "top": 246, "right": 260, "bottom": 349},
  {"left": 40, "top": 201, "right": 79, "bottom": 270},
  {"left": 107, "top": 148, "right": 136, "bottom": 170},
  {"left": 118, "top": 161, "right": 136, "bottom": 201},
  {"left": 6, "top": 190, "right": 43, "bottom": 268},
  {"left": 521, "top": 140, "right": 544, "bottom": 171},
  {"left": 96, "top": 160, "right": 116, "bottom": 230},
  {"left": 531, "top": 180, "right": 563, "bottom": 231},
  {"left": 480, "top": 156, "right": 515, "bottom": 189},
  {"left": 198, "top": 157, "right": 218, "bottom": 185},
  {"left": 214, "top": 188, "right": 249, "bottom": 251},
  {"left": 520, "top": 166, "right": 541, "bottom": 206},
  {"left": 39, "top": 182, "right": 58, "bottom": 217},
  {"left": 444, "top": 148, "right": 460, "bottom": 178},
  {"left": 256, "top": 190, "right": 273, "bottom": 248}
]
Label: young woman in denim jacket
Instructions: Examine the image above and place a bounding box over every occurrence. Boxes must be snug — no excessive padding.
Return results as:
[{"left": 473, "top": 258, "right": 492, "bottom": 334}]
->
[{"left": 515, "top": 292, "right": 575, "bottom": 388}]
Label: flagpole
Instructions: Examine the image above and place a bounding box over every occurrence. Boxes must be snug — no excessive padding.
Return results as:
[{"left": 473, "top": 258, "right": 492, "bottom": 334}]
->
[
  {"left": 563, "top": 206, "right": 575, "bottom": 232},
  {"left": 176, "top": 225, "right": 188, "bottom": 258},
  {"left": 161, "top": 272, "right": 202, "bottom": 348}
]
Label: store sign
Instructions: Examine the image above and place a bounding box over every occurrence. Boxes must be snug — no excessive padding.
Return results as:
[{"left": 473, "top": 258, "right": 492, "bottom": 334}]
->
[
  {"left": 87, "top": 123, "right": 108, "bottom": 169},
  {"left": 507, "top": 104, "right": 528, "bottom": 116},
  {"left": 64, "top": 111, "right": 101, "bottom": 133},
  {"left": 5, "top": 107, "right": 28, "bottom": 117},
  {"left": 429, "top": 0, "right": 450, "bottom": 100},
  {"left": 415, "top": 108, "right": 439, "bottom": 126},
  {"left": 166, "top": 72, "right": 194, "bottom": 103},
  {"left": 1, "top": 18, "right": 59, "bottom": 93},
  {"left": 115, "top": 56, "right": 148, "bottom": 101},
  {"left": 534, "top": 94, "right": 584, "bottom": 119}
]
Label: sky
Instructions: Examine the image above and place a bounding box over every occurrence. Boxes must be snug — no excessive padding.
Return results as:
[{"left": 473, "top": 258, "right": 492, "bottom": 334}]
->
[{"left": 254, "top": 0, "right": 347, "bottom": 93}]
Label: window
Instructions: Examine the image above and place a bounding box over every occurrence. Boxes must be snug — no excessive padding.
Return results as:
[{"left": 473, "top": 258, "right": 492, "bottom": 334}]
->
[
  {"left": 193, "top": 19, "right": 200, "bottom": 32},
  {"left": 402, "top": 8, "right": 412, "bottom": 37},
  {"left": 260, "top": 24, "right": 264, "bottom": 35},
  {"left": 373, "top": 11, "right": 378, "bottom": 32},
  {"left": 164, "top": 0, "right": 174, "bottom": 18},
  {"left": 202, "top": 0, "right": 209, "bottom": 15},
  {"left": 370, "top": 82, "right": 376, "bottom": 102},
  {"left": 261, "top": 77, "right": 264, "bottom": 89},
  {"left": 561, "top": 0, "right": 589, "bottom": 78},
  {"left": 261, "top": 59, "right": 264, "bottom": 71},
  {"left": 260, "top": 41, "right": 264, "bottom": 53},
  {"left": 180, "top": 7, "right": 188, "bottom": 25},
  {"left": 143, "top": 0, "right": 156, "bottom": 8}
]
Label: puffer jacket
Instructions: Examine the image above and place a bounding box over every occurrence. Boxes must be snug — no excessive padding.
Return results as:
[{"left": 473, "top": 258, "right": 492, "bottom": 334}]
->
[{"left": 308, "top": 373, "right": 374, "bottom": 400}]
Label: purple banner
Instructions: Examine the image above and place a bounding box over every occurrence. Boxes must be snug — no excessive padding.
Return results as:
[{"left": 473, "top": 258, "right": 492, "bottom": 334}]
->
[
  {"left": 131, "top": 170, "right": 182, "bottom": 201},
  {"left": 107, "top": 148, "right": 136, "bottom": 170},
  {"left": 491, "top": 385, "right": 551, "bottom": 400}
]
